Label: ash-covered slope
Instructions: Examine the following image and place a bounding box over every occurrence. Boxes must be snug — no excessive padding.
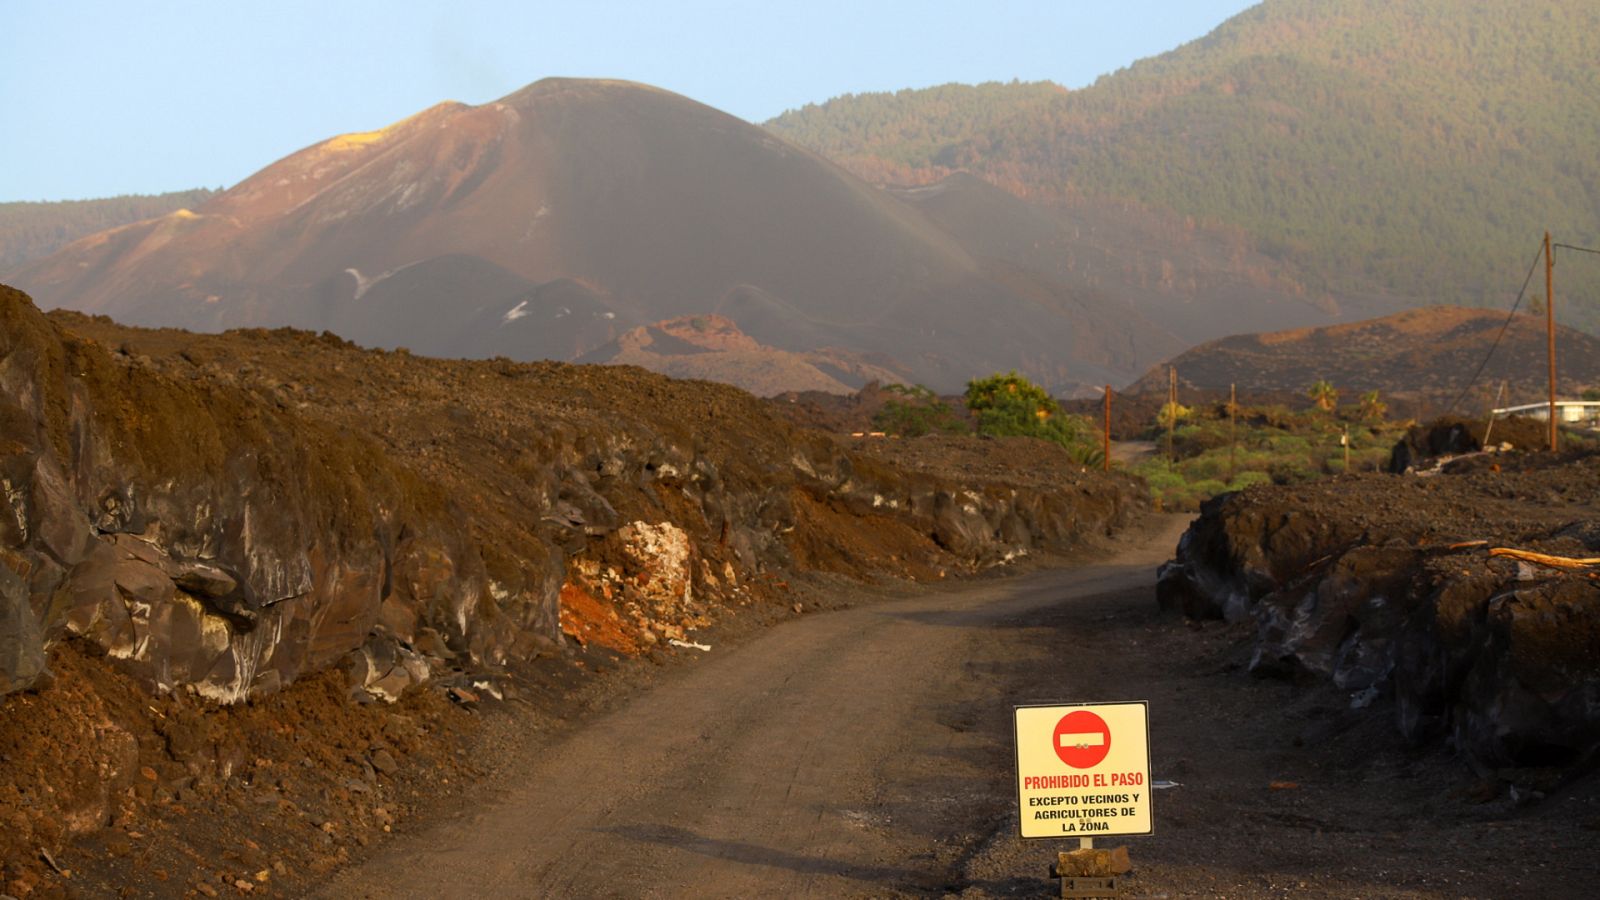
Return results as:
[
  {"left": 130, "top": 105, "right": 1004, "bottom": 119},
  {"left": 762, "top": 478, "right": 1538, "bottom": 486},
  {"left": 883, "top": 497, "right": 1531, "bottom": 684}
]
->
[
  {"left": 1130, "top": 306, "right": 1600, "bottom": 404},
  {"left": 0, "top": 278, "right": 1147, "bottom": 871},
  {"left": 13, "top": 79, "right": 1157, "bottom": 393},
  {"left": 1, "top": 278, "right": 1145, "bottom": 704},
  {"left": 579, "top": 314, "right": 910, "bottom": 396}
]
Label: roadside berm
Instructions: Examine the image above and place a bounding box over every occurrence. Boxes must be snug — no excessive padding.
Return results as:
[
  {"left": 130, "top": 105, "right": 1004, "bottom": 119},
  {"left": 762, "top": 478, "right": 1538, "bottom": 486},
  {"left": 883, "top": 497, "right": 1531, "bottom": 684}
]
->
[
  {"left": 1158, "top": 444, "right": 1600, "bottom": 788},
  {"left": 0, "top": 283, "right": 1144, "bottom": 894}
]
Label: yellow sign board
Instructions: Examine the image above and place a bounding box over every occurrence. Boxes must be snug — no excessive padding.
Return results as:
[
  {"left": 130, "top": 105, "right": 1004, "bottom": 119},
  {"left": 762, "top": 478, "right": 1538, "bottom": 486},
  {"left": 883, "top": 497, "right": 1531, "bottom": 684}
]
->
[{"left": 1013, "top": 701, "right": 1153, "bottom": 839}]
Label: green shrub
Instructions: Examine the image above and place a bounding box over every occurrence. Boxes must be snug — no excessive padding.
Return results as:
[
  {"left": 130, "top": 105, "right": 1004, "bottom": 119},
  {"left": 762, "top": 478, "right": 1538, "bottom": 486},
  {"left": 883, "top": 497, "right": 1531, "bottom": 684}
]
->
[
  {"left": 1228, "top": 470, "right": 1273, "bottom": 491},
  {"left": 1126, "top": 396, "right": 1409, "bottom": 508},
  {"left": 1265, "top": 434, "right": 1312, "bottom": 455},
  {"left": 1171, "top": 422, "right": 1232, "bottom": 458},
  {"left": 1351, "top": 447, "right": 1392, "bottom": 472},
  {"left": 1234, "top": 450, "right": 1278, "bottom": 472},
  {"left": 1183, "top": 479, "right": 1230, "bottom": 502},
  {"left": 1177, "top": 454, "right": 1234, "bottom": 482},
  {"left": 964, "top": 371, "right": 1103, "bottom": 464},
  {"left": 1141, "top": 468, "right": 1187, "bottom": 492},
  {"left": 873, "top": 384, "right": 968, "bottom": 437},
  {"left": 1267, "top": 458, "right": 1317, "bottom": 484}
]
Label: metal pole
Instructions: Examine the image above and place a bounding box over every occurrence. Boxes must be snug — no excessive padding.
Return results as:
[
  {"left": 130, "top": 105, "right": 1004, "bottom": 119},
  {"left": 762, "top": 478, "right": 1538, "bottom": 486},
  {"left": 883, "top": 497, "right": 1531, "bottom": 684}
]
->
[
  {"left": 1103, "top": 385, "right": 1112, "bottom": 473},
  {"left": 1483, "top": 380, "right": 1506, "bottom": 447},
  {"left": 1546, "top": 231, "right": 1557, "bottom": 452}
]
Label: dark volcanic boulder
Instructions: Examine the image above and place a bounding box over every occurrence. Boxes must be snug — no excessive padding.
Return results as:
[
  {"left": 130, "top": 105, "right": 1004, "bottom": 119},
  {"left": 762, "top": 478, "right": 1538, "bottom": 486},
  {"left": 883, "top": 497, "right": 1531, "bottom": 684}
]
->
[
  {"left": 1250, "top": 546, "right": 1421, "bottom": 690},
  {"left": 1157, "top": 491, "right": 1360, "bottom": 621},
  {"left": 1159, "top": 460, "right": 1600, "bottom": 776},
  {"left": 0, "top": 284, "right": 560, "bottom": 702},
  {"left": 1459, "top": 580, "right": 1600, "bottom": 768},
  {"left": 1386, "top": 414, "right": 1550, "bottom": 473},
  {"left": 1387, "top": 417, "right": 1482, "bottom": 473}
]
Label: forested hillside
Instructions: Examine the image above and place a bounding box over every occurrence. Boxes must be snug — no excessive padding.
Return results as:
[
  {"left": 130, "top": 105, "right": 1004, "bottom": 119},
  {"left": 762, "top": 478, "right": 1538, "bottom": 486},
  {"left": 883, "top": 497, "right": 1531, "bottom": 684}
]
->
[
  {"left": 768, "top": 0, "right": 1600, "bottom": 328},
  {"left": 0, "top": 189, "right": 216, "bottom": 274}
]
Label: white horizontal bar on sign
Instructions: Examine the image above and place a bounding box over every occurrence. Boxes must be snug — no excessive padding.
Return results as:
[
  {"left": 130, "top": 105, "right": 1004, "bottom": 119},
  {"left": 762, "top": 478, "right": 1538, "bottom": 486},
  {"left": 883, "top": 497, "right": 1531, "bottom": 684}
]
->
[{"left": 1059, "top": 732, "right": 1106, "bottom": 748}]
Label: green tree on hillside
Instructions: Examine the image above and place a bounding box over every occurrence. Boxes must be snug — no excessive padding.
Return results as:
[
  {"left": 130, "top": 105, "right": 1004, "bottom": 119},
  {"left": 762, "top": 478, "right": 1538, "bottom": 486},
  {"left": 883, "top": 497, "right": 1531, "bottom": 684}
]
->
[{"left": 964, "top": 371, "right": 1103, "bottom": 464}]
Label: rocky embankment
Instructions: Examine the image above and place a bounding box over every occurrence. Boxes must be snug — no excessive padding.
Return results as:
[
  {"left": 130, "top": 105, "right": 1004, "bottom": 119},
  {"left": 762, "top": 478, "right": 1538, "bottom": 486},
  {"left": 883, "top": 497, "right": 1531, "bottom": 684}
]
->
[
  {"left": 0, "top": 283, "right": 1143, "bottom": 887},
  {"left": 1158, "top": 449, "right": 1600, "bottom": 786}
]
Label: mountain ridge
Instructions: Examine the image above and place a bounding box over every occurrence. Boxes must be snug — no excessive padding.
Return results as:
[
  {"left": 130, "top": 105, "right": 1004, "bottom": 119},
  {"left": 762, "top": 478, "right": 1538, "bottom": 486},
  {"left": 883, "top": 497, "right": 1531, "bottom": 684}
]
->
[
  {"left": 0, "top": 189, "right": 217, "bottom": 275},
  {"left": 11, "top": 78, "right": 1182, "bottom": 394},
  {"left": 766, "top": 0, "right": 1600, "bottom": 330},
  {"left": 1127, "top": 305, "right": 1600, "bottom": 407}
]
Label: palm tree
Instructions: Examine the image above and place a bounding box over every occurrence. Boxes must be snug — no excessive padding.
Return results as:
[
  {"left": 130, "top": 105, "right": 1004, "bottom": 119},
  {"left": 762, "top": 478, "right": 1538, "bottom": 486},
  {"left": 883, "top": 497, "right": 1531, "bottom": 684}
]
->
[
  {"left": 1358, "top": 389, "right": 1387, "bottom": 422},
  {"left": 1308, "top": 380, "right": 1339, "bottom": 413}
]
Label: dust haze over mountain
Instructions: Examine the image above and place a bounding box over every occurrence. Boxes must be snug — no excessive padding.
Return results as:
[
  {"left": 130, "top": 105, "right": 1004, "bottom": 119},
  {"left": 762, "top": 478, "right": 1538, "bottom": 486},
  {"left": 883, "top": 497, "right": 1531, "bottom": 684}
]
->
[
  {"left": 767, "top": 0, "right": 1600, "bottom": 333},
  {"left": 1128, "top": 305, "right": 1600, "bottom": 407},
  {"left": 888, "top": 173, "right": 1371, "bottom": 347},
  {"left": 12, "top": 79, "right": 1183, "bottom": 395},
  {"left": 18, "top": 0, "right": 1599, "bottom": 399}
]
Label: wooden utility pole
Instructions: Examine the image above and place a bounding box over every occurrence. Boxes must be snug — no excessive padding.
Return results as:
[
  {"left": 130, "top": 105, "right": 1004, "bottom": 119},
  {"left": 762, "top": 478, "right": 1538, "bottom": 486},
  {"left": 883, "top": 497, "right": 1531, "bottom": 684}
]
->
[
  {"left": 1546, "top": 230, "right": 1558, "bottom": 451},
  {"left": 1103, "top": 385, "right": 1112, "bottom": 473},
  {"left": 1166, "top": 367, "right": 1178, "bottom": 467},
  {"left": 1228, "top": 383, "right": 1237, "bottom": 484}
]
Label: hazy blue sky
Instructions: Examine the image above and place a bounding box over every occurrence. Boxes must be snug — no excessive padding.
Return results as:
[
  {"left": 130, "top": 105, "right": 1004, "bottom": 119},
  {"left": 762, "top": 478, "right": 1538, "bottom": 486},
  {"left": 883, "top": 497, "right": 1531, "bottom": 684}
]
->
[{"left": 2, "top": 1, "right": 1258, "bottom": 202}]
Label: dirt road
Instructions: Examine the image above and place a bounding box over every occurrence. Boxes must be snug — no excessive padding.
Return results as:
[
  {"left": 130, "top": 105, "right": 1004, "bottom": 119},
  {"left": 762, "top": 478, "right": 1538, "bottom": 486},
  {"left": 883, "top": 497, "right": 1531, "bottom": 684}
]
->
[{"left": 322, "top": 516, "right": 1598, "bottom": 899}]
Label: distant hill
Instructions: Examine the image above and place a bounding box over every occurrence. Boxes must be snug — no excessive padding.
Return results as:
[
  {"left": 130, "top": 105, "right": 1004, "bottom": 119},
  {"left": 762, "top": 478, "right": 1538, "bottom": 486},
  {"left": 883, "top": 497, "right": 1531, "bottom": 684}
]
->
[
  {"left": 12, "top": 79, "right": 1187, "bottom": 394},
  {"left": 768, "top": 0, "right": 1600, "bottom": 329},
  {"left": 579, "top": 314, "right": 909, "bottom": 396},
  {"left": 0, "top": 189, "right": 216, "bottom": 274},
  {"left": 1127, "top": 306, "right": 1600, "bottom": 409}
]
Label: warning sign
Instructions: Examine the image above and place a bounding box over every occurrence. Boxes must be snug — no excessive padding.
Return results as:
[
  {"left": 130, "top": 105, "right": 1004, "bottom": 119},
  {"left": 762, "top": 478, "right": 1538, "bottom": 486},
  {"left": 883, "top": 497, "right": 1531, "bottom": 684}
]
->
[
  {"left": 1014, "top": 701, "right": 1152, "bottom": 839},
  {"left": 1052, "top": 710, "right": 1111, "bottom": 768}
]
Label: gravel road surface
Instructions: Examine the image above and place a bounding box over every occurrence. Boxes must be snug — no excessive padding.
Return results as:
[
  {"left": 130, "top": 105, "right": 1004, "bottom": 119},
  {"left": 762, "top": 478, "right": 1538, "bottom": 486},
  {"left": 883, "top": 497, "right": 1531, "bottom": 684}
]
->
[{"left": 322, "top": 516, "right": 1598, "bottom": 898}]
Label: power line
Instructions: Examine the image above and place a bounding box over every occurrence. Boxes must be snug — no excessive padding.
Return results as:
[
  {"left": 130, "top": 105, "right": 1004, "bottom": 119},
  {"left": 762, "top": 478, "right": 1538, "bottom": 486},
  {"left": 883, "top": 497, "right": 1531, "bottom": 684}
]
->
[
  {"left": 1554, "top": 242, "right": 1600, "bottom": 258},
  {"left": 1442, "top": 240, "right": 1545, "bottom": 417}
]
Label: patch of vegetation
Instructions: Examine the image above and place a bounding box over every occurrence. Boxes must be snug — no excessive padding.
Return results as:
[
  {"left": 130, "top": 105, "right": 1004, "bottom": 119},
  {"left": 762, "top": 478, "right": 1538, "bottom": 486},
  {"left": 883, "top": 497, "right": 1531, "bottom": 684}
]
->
[
  {"left": 871, "top": 373, "right": 1106, "bottom": 466},
  {"left": 1131, "top": 392, "right": 1407, "bottom": 511},
  {"left": 965, "top": 371, "right": 1104, "bottom": 465},
  {"left": 871, "top": 384, "right": 967, "bottom": 437}
]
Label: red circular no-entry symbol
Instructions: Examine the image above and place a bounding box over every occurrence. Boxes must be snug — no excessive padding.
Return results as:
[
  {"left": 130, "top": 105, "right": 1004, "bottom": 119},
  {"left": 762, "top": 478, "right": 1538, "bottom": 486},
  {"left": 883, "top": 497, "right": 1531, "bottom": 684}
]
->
[{"left": 1052, "top": 710, "right": 1111, "bottom": 768}]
